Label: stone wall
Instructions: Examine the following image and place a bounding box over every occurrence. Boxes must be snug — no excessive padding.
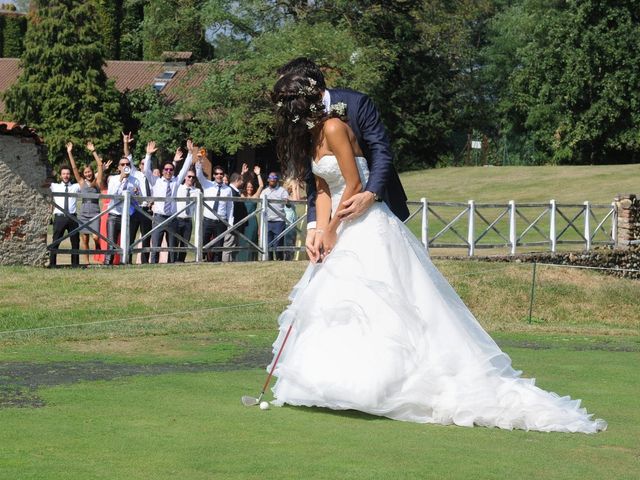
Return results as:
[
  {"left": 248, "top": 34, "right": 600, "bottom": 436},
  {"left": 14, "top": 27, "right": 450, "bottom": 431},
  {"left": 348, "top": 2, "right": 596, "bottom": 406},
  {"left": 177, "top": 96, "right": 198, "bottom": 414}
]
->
[
  {"left": 614, "top": 194, "right": 640, "bottom": 246},
  {"left": 468, "top": 247, "right": 640, "bottom": 279},
  {"left": 0, "top": 133, "right": 51, "bottom": 266}
]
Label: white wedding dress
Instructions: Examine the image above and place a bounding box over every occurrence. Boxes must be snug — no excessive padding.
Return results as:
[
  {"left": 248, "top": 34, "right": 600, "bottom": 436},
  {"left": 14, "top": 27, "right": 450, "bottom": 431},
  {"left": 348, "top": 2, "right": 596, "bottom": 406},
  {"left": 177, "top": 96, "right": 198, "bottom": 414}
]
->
[{"left": 268, "top": 155, "right": 606, "bottom": 433}]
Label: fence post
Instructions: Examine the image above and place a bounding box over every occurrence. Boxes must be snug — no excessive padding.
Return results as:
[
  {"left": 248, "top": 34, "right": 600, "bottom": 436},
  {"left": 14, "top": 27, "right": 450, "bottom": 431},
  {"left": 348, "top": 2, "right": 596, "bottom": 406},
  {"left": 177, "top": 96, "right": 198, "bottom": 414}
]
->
[
  {"left": 612, "top": 200, "right": 618, "bottom": 247},
  {"left": 121, "top": 191, "right": 131, "bottom": 264},
  {"left": 509, "top": 200, "right": 516, "bottom": 255},
  {"left": 421, "top": 197, "right": 428, "bottom": 252},
  {"left": 467, "top": 200, "right": 475, "bottom": 257},
  {"left": 194, "top": 190, "right": 203, "bottom": 263},
  {"left": 528, "top": 261, "right": 537, "bottom": 324},
  {"left": 260, "top": 195, "right": 269, "bottom": 261},
  {"left": 550, "top": 199, "right": 557, "bottom": 253},
  {"left": 584, "top": 201, "right": 591, "bottom": 251}
]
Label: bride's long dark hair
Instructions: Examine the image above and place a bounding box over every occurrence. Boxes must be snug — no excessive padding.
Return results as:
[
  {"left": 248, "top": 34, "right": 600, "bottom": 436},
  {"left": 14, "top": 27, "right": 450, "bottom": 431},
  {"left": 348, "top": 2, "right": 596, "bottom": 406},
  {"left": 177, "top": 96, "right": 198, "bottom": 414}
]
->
[{"left": 272, "top": 74, "right": 344, "bottom": 181}]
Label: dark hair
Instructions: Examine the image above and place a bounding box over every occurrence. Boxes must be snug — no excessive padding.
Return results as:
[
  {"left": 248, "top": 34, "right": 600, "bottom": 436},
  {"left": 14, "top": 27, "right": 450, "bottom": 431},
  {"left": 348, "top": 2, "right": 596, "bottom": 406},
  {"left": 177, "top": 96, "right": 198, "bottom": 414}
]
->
[
  {"left": 229, "top": 172, "right": 242, "bottom": 184},
  {"left": 60, "top": 164, "right": 72, "bottom": 173},
  {"left": 212, "top": 165, "right": 224, "bottom": 173},
  {"left": 162, "top": 160, "right": 174, "bottom": 170},
  {"left": 271, "top": 74, "right": 326, "bottom": 181},
  {"left": 277, "top": 57, "right": 327, "bottom": 91}
]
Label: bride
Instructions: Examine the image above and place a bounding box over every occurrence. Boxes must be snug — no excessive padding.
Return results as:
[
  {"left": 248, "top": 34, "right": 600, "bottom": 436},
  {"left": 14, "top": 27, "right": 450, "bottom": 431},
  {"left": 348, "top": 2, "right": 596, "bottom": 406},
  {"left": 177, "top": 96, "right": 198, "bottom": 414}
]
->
[{"left": 266, "top": 74, "right": 606, "bottom": 433}]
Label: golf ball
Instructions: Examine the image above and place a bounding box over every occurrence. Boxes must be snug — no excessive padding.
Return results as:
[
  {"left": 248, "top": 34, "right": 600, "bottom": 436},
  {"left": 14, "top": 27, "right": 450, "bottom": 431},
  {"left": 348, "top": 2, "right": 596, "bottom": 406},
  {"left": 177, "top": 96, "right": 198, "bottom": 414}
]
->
[{"left": 259, "top": 401, "right": 270, "bottom": 410}]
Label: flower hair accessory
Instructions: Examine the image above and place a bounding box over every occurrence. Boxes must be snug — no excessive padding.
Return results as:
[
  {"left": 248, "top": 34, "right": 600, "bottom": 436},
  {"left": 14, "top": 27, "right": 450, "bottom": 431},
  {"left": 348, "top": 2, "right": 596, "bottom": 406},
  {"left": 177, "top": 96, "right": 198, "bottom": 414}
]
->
[{"left": 330, "top": 102, "right": 347, "bottom": 116}]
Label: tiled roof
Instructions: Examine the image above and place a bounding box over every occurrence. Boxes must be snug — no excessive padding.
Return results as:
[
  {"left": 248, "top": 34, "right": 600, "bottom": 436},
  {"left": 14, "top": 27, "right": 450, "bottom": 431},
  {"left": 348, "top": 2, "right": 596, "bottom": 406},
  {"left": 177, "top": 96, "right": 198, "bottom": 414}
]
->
[
  {"left": 0, "top": 121, "right": 43, "bottom": 143},
  {"left": 0, "top": 58, "right": 21, "bottom": 113},
  {"left": 0, "top": 58, "right": 217, "bottom": 113}
]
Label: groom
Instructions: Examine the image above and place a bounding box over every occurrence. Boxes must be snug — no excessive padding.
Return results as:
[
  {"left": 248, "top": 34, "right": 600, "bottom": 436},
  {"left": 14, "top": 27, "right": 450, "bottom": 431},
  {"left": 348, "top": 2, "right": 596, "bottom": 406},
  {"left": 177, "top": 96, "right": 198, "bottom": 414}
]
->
[{"left": 277, "top": 57, "right": 410, "bottom": 261}]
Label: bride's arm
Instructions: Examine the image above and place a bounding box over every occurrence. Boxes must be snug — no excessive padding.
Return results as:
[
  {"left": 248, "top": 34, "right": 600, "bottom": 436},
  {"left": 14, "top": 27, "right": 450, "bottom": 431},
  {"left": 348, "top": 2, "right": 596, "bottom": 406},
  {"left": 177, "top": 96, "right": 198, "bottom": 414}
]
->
[
  {"left": 308, "top": 175, "right": 331, "bottom": 263},
  {"left": 321, "top": 119, "right": 363, "bottom": 254}
]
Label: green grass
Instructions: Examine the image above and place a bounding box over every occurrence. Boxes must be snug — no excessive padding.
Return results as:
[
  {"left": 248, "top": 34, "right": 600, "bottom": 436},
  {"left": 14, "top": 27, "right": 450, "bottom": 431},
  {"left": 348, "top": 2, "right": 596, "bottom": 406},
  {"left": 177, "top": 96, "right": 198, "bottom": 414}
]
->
[
  {"left": 399, "top": 164, "right": 637, "bottom": 251},
  {"left": 0, "top": 348, "right": 637, "bottom": 480},
  {"left": 400, "top": 164, "right": 639, "bottom": 203},
  {"left": 0, "top": 263, "right": 638, "bottom": 479}
]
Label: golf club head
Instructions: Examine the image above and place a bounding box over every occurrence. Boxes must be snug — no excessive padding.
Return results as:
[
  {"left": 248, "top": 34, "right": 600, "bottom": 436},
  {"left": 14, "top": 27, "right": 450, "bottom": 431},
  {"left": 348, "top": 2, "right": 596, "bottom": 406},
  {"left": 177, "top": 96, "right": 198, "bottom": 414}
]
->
[{"left": 241, "top": 395, "right": 259, "bottom": 407}]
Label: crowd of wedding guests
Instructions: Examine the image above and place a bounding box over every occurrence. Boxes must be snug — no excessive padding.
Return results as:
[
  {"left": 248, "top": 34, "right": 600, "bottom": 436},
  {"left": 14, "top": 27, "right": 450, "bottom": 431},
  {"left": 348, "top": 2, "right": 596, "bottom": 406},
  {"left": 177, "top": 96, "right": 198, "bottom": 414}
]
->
[{"left": 49, "top": 133, "right": 302, "bottom": 267}]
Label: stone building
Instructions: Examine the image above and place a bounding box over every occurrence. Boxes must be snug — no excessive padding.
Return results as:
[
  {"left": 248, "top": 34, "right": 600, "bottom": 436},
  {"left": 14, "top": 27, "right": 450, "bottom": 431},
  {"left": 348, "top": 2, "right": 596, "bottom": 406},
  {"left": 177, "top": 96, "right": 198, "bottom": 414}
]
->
[{"left": 0, "top": 121, "right": 51, "bottom": 266}]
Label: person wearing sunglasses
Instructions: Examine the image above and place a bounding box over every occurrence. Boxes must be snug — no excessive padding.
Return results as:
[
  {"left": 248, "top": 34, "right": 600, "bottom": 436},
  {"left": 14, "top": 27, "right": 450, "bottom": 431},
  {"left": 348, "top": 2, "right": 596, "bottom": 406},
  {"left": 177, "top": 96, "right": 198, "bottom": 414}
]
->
[
  {"left": 195, "top": 156, "right": 234, "bottom": 262},
  {"left": 142, "top": 140, "right": 194, "bottom": 263},
  {"left": 174, "top": 168, "right": 200, "bottom": 262},
  {"left": 103, "top": 154, "right": 142, "bottom": 265}
]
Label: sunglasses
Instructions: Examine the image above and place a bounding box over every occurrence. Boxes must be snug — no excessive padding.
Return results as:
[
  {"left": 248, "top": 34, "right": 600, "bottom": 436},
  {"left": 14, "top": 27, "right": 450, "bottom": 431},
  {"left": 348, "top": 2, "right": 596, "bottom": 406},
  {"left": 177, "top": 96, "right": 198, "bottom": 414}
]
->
[
  {"left": 186, "top": 175, "right": 195, "bottom": 179},
  {"left": 164, "top": 167, "right": 174, "bottom": 172},
  {"left": 120, "top": 162, "right": 131, "bottom": 167},
  {"left": 214, "top": 172, "right": 224, "bottom": 176},
  {"left": 268, "top": 176, "right": 279, "bottom": 180}
]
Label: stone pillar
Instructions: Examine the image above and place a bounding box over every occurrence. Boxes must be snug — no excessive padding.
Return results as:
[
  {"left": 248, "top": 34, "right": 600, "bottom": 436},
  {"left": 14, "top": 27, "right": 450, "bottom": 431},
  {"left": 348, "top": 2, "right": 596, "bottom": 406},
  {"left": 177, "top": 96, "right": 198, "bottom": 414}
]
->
[
  {"left": 0, "top": 129, "right": 51, "bottom": 266},
  {"left": 614, "top": 194, "right": 640, "bottom": 247}
]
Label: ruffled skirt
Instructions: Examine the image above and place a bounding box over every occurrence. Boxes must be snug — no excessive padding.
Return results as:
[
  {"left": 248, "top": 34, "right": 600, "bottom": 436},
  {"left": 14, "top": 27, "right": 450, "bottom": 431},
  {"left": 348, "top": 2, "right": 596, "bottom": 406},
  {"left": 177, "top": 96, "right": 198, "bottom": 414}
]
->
[{"left": 268, "top": 204, "right": 606, "bottom": 433}]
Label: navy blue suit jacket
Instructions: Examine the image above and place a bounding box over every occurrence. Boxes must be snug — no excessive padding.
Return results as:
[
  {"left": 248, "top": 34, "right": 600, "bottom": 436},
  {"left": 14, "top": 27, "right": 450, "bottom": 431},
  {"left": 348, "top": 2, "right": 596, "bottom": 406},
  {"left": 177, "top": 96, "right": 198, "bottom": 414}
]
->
[{"left": 306, "top": 88, "right": 409, "bottom": 223}]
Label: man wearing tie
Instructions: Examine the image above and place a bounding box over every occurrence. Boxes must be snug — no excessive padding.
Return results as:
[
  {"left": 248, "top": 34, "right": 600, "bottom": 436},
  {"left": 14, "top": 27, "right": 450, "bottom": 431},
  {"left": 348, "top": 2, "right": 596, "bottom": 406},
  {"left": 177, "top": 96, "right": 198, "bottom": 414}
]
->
[
  {"left": 49, "top": 165, "right": 81, "bottom": 267},
  {"left": 142, "top": 140, "right": 193, "bottom": 263},
  {"left": 195, "top": 157, "right": 233, "bottom": 262},
  {"left": 222, "top": 172, "right": 247, "bottom": 262},
  {"left": 175, "top": 168, "right": 200, "bottom": 262}
]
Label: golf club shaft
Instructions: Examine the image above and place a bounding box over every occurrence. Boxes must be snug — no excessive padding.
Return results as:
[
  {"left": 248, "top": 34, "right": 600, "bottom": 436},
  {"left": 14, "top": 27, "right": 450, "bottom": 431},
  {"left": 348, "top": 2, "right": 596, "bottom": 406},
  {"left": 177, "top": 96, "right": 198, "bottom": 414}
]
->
[{"left": 260, "top": 322, "right": 294, "bottom": 395}]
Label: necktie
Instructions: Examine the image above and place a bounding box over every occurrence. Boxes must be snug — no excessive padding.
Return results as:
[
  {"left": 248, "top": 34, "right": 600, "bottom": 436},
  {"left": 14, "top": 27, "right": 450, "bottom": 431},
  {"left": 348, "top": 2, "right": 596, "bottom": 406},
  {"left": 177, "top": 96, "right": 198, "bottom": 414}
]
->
[
  {"left": 64, "top": 184, "right": 69, "bottom": 214},
  {"left": 213, "top": 185, "right": 221, "bottom": 217},
  {"left": 164, "top": 180, "right": 172, "bottom": 214}
]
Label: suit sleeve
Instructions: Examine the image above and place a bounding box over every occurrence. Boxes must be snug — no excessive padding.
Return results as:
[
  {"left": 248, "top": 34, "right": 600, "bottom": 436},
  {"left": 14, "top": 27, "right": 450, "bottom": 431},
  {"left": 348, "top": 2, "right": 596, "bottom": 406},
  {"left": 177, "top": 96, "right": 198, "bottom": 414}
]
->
[
  {"left": 356, "top": 94, "right": 393, "bottom": 197},
  {"left": 305, "top": 168, "right": 317, "bottom": 227}
]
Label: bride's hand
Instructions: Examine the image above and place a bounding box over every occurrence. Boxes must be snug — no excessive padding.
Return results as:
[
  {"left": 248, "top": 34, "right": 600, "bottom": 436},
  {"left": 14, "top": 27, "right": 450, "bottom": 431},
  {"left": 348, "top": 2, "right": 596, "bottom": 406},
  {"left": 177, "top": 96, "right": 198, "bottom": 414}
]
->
[
  {"left": 306, "top": 229, "right": 321, "bottom": 263},
  {"left": 320, "top": 230, "right": 336, "bottom": 260}
]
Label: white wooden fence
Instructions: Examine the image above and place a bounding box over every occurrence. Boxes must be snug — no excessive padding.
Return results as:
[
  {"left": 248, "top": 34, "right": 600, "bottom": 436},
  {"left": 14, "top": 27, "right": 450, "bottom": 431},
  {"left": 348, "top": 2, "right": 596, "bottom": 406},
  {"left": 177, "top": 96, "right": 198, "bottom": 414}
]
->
[{"left": 47, "top": 191, "right": 617, "bottom": 262}]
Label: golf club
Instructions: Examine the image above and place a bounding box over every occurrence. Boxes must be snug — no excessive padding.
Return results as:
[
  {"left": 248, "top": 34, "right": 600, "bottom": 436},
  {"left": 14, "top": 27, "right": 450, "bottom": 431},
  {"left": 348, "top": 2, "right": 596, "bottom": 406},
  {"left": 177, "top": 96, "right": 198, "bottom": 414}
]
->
[{"left": 242, "top": 322, "right": 294, "bottom": 407}]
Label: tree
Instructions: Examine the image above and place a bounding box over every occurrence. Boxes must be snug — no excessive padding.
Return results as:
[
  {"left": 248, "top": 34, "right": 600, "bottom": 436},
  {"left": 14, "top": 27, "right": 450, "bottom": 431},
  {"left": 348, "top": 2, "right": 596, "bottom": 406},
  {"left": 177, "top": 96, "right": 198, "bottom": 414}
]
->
[
  {"left": 489, "top": 0, "right": 640, "bottom": 164},
  {"left": 3, "top": 0, "right": 122, "bottom": 167},
  {"left": 120, "top": 0, "right": 143, "bottom": 60},
  {"left": 121, "top": 86, "right": 185, "bottom": 162},
  {"left": 1, "top": 5, "right": 27, "bottom": 57},
  {"left": 181, "top": 19, "right": 393, "bottom": 157},
  {"left": 95, "top": 0, "right": 122, "bottom": 59},
  {"left": 142, "top": 0, "right": 212, "bottom": 60}
]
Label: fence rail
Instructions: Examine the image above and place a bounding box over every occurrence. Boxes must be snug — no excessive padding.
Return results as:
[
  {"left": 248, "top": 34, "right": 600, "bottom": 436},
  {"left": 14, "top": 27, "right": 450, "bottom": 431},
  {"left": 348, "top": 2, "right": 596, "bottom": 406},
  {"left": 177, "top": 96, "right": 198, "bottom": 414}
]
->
[{"left": 48, "top": 192, "right": 618, "bottom": 263}]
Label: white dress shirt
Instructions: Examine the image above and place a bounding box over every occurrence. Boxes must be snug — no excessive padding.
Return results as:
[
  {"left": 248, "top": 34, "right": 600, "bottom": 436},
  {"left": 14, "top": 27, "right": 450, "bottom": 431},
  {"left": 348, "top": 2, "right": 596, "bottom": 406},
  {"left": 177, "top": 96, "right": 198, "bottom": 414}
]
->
[
  {"left": 106, "top": 175, "right": 141, "bottom": 216},
  {"left": 176, "top": 184, "right": 200, "bottom": 218},
  {"left": 143, "top": 153, "right": 193, "bottom": 215},
  {"left": 261, "top": 185, "right": 289, "bottom": 222},
  {"left": 50, "top": 182, "right": 81, "bottom": 215},
  {"left": 195, "top": 163, "right": 233, "bottom": 221}
]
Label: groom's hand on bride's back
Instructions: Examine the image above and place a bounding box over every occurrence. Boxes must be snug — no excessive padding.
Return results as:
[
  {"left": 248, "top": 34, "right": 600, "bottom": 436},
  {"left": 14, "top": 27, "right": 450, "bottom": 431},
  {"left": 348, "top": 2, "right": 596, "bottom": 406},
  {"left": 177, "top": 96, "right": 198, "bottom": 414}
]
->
[{"left": 338, "top": 191, "right": 376, "bottom": 221}]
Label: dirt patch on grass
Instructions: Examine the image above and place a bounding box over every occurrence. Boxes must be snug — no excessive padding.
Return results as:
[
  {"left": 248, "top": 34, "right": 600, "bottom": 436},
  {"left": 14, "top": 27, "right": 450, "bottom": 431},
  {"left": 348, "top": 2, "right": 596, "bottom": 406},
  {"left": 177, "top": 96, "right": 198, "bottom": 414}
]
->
[{"left": 0, "top": 347, "right": 271, "bottom": 409}]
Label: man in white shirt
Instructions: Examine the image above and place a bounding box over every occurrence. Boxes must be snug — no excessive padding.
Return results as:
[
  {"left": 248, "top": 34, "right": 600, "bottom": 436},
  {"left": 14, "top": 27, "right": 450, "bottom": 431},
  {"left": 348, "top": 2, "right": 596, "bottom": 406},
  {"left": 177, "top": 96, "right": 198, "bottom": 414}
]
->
[
  {"left": 222, "top": 172, "right": 247, "bottom": 262},
  {"left": 49, "top": 165, "right": 81, "bottom": 267},
  {"left": 104, "top": 156, "right": 142, "bottom": 265},
  {"left": 260, "top": 172, "right": 289, "bottom": 260},
  {"left": 130, "top": 155, "right": 153, "bottom": 264},
  {"left": 195, "top": 158, "right": 233, "bottom": 262},
  {"left": 142, "top": 140, "right": 193, "bottom": 263},
  {"left": 175, "top": 168, "right": 200, "bottom": 262}
]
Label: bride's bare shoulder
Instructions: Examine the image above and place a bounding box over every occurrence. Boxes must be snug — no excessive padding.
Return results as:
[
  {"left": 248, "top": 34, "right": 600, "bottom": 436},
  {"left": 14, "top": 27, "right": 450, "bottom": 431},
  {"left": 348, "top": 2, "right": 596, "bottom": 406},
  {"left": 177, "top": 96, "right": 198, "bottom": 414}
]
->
[{"left": 322, "top": 117, "right": 349, "bottom": 137}]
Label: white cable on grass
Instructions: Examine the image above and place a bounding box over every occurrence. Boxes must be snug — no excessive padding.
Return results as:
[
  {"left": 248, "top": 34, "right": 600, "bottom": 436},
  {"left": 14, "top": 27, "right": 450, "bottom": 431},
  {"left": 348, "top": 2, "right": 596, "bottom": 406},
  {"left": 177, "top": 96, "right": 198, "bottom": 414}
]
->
[{"left": 0, "top": 300, "right": 286, "bottom": 337}]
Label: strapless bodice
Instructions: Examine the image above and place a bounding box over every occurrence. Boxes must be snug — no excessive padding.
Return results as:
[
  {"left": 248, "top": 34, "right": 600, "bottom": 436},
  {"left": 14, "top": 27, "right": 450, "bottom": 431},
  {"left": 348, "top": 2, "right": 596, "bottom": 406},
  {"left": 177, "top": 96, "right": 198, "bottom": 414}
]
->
[{"left": 312, "top": 155, "right": 370, "bottom": 214}]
